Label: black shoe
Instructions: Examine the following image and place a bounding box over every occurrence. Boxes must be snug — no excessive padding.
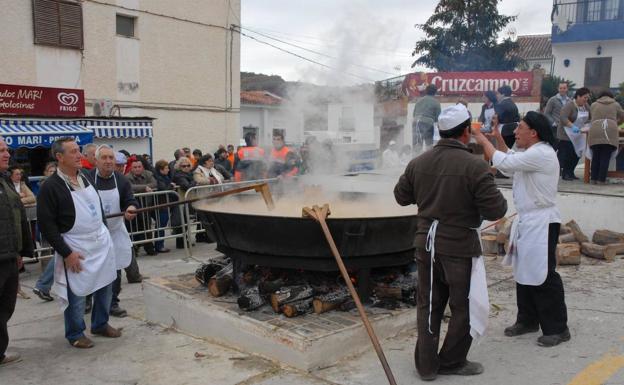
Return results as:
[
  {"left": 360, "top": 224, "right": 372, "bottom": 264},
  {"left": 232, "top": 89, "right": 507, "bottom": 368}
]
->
[
  {"left": 127, "top": 274, "right": 148, "bottom": 284},
  {"left": 144, "top": 245, "right": 157, "bottom": 256},
  {"left": 537, "top": 328, "right": 571, "bottom": 347},
  {"left": 562, "top": 175, "right": 574, "bottom": 181},
  {"left": 438, "top": 361, "right": 484, "bottom": 376},
  {"left": 156, "top": 248, "right": 170, "bottom": 253},
  {"left": 110, "top": 304, "right": 128, "bottom": 318},
  {"left": 33, "top": 288, "right": 54, "bottom": 302},
  {"left": 571, "top": 175, "right": 579, "bottom": 180},
  {"left": 504, "top": 323, "right": 539, "bottom": 337}
]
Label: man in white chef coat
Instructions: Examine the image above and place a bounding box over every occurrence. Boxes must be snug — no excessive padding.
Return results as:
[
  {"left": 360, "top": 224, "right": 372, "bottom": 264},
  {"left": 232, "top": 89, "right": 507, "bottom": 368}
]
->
[{"left": 473, "top": 111, "right": 570, "bottom": 347}]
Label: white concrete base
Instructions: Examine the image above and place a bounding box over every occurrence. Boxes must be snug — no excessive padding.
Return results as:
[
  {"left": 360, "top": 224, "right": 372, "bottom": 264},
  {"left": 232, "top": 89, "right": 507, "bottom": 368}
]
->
[{"left": 144, "top": 276, "right": 416, "bottom": 371}]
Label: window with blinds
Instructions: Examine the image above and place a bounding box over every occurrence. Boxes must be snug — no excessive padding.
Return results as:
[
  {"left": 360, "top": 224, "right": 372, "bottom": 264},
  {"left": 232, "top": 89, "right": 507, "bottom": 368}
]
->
[{"left": 32, "top": 0, "right": 83, "bottom": 49}]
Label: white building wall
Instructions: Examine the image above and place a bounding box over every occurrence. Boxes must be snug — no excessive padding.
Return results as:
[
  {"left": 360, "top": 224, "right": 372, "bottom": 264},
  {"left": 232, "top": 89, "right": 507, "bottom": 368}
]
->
[
  {"left": 327, "top": 103, "right": 376, "bottom": 144},
  {"left": 0, "top": 0, "right": 241, "bottom": 161},
  {"left": 240, "top": 105, "right": 305, "bottom": 147},
  {"left": 552, "top": 39, "right": 624, "bottom": 88}
]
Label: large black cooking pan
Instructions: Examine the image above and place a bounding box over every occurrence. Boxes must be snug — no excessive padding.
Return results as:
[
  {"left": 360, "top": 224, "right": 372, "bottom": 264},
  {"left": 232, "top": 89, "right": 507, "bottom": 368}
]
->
[{"left": 195, "top": 193, "right": 418, "bottom": 271}]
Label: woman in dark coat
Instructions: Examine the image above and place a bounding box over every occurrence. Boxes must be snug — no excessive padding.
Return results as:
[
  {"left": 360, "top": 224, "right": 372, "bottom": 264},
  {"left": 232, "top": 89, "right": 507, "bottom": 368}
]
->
[
  {"left": 171, "top": 157, "right": 197, "bottom": 248},
  {"left": 153, "top": 159, "right": 178, "bottom": 252}
]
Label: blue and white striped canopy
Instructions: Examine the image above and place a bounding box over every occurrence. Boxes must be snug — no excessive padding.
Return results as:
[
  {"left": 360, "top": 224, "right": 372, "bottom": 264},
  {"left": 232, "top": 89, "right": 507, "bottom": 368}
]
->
[
  {"left": 0, "top": 119, "right": 93, "bottom": 149},
  {"left": 86, "top": 119, "right": 153, "bottom": 138}
]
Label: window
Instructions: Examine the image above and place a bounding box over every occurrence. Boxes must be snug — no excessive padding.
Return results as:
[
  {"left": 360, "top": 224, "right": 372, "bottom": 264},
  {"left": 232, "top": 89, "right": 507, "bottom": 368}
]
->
[
  {"left": 340, "top": 107, "right": 355, "bottom": 132},
  {"left": 32, "top": 0, "right": 83, "bottom": 49},
  {"left": 116, "top": 14, "right": 136, "bottom": 37}
]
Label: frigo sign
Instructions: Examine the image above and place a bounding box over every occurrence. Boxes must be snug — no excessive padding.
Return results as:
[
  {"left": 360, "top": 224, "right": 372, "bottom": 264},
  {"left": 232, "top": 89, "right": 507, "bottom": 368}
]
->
[
  {"left": 402, "top": 71, "right": 534, "bottom": 98},
  {"left": 0, "top": 84, "right": 85, "bottom": 117}
]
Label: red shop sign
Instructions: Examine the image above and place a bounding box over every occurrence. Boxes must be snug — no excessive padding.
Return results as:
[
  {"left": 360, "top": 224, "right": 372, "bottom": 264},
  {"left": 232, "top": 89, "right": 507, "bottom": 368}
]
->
[
  {"left": 402, "top": 71, "right": 533, "bottom": 98},
  {"left": 0, "top": 84, "right": 85, "bottom": 117}
]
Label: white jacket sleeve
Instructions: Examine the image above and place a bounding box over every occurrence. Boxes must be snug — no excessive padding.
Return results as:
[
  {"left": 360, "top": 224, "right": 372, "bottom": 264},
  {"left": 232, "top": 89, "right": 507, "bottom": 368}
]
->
[{"left": 492, "top": 147, "right": 543, "bottom": 173}]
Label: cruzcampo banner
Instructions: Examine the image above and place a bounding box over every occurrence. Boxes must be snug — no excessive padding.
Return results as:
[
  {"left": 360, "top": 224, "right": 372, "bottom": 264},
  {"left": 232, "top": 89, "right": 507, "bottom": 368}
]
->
[
  {"left": 0, "top": 83, "right": 86, "bottom": 117},
  {"left": 402, "top": 71, "right": 534, "bottom": 98}
]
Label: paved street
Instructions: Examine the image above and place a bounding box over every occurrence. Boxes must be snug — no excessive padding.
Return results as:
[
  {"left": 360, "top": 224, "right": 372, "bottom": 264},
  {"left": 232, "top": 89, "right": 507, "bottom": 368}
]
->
[{"left": 2, "top": 242, "right": 623, "bottom": 385}]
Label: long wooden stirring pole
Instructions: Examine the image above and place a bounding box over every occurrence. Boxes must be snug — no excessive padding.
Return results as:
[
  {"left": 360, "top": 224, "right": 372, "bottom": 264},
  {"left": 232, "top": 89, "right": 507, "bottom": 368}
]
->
[
  {"left": 105, "top": 182, "right": 275, "bottom": 219},
  {"left": 302, "top": 204, "right": 398, "bottom": 385}
]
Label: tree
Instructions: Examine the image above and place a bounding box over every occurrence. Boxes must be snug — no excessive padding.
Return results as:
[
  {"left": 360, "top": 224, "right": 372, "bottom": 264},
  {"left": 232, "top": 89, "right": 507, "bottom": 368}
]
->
[
  {"left": 540, "top": 75, "right": 576, "bottom": 108},
  {"left": 412, "top": 0, "right": 524, "bottom": 71}
]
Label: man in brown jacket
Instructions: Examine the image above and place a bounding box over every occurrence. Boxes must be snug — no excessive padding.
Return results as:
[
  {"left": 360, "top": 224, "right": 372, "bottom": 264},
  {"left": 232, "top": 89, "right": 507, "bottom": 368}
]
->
[{"left": 394, "top": 104, "right": 507, "bottom": 381}]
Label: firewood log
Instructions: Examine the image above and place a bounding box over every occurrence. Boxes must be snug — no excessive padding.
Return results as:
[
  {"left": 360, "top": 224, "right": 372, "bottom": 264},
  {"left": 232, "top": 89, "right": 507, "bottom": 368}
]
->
[
  {"left": 258, "top": 278, "right": 286, "bottom": 295},
  {"left": 497, "top": 218, "right": 513, "bottom": 244},
  {"left": 208, "top": 275, "right": 232, "bottom": 297},
  {"left": 374, "top": 284, "right": 402, "bottom": 300},
  {"left": 558, "top": 233, "right": 578, "bottom": 244},
  {"left": 270, "top": 285, "right": 314, "bottom": 312},
  {"left": 282, "top": 297, "right": 313, "bottom": 318},
  {"left": 556, "top": 243, "right": 581, "bottom": 265},
  {"left": 313, "top": 289, "right": 350, "bottom": 314},
  {"left": 592, "top": 229, "right": 624, "bottom": 245},
  {"left": 207, "top": 263, "right": 233, "bottom": 297},
  {"left": 481, "top": 234, "right": 498, "bottom": 255},
  {"left": 581, "top": 242, "right": 617, "bottom": 262},
  {"left": 237, "top": 287, "right": 266, "bottom": 311},
  {"left": 495, "top": 217, "right": 508, "bottom": 232},
  {"left": 565, "top": 220, "right": 589, "bottom": 243},
  {"left": 559, "top": 225, "right": 571, "bottom": 235},
  {"left": 339, "top": 300, "right": 356, "bottom": 312}
]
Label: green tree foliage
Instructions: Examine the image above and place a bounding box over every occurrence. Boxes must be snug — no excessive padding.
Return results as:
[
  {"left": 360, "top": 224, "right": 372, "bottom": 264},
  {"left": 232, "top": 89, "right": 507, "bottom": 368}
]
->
[
  {"left": 412, "top": 0, "right": 524, "bottom": 71},
  {"left": 541, "top": 75, "right": 576, "bottom": 101}
]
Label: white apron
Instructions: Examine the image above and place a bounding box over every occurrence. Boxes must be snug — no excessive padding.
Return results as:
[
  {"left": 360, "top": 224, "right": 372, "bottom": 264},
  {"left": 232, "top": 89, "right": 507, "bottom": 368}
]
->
[
  {"left": 502, "top": 210, "right": 550, "bottom": 286},
  {"left": 425, "top": 221, "right": 489, "bottom": 341},
  {"left": 95, "top": 172, "right": 133, "bottom": 269},
  {"left": 564, "top": 107, "right": 589, "bottom": 157},
  {"left": 52, "top": 182, "right": 117, "bottom": 311}
]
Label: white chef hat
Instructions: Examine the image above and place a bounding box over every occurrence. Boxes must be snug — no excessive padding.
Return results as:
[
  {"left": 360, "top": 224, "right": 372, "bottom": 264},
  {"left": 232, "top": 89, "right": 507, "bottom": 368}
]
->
[
  {"left": 388, "top": 140, "right": 396, "bottom": 146},
  {"left": 437, "top": 104, "right": 471, "bottom": 131},
  {"left": 114, "top": 151, "right": 127, "bottom": 165}
]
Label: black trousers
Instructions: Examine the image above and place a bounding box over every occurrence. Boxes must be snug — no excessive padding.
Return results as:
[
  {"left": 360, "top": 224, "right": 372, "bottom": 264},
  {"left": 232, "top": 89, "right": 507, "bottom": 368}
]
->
[
  {"left": 557, "top": 140, "right": 579, "bottom": 178},
  {"left": 515, "top": 223, "right": 568, "bottom": 335},
  {"left": 590, "top": 144, "right": 616, "bottom": 182},
  {"left": 415, "top": 251, "right": 473, "bottom": 378},
  {"left": 0, "top": 258, "right": 18, "bottom": 360}
]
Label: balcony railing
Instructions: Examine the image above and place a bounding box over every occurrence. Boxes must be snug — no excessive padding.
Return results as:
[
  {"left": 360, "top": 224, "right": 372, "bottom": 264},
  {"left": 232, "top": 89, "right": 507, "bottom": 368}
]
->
[{"left": 552, "top": 0, "right": 624, "bottom": 31}]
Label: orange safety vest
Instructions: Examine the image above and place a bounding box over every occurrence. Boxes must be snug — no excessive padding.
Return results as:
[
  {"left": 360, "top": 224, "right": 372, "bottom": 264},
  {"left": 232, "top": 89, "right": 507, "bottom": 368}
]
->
[
  {"left": 227, "top": 153, "right": 235, "bottom": 168},
  {"left": 234, "top": 146, "right": 265, "bottom": 182},
  {"left": 269, "top": 146, "right": 290, "bottom": 164}
]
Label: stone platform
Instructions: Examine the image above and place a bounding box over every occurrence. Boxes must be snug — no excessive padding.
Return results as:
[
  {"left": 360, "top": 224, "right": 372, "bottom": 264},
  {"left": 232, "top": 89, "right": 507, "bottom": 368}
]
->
[{"left": 144, "top": 274, "right": 415, "bottom": 370}]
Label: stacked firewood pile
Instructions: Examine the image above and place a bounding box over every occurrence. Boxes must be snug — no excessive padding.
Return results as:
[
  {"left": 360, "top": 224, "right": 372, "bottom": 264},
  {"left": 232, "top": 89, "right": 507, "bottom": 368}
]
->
[
  {"left": 195, "top": 259, "right": 417, "bottom": 318},
  {"left": 481, "top": 217, "right": 624, "bottom": 265}
]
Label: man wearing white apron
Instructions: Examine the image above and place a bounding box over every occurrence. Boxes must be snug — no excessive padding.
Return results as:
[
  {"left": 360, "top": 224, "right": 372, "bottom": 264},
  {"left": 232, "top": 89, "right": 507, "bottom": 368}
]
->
[
  {"left": 394, "top": 104, "right": 507, "bottom": 380},
  {"left": 37, "top": 138, "right": 120, "bottom": 349},
  {"left": 474, "top": 111, "right": 570, "bottom": 347},
  {"left": 88, "top": 145, "right": 138, "bottom": 318}
]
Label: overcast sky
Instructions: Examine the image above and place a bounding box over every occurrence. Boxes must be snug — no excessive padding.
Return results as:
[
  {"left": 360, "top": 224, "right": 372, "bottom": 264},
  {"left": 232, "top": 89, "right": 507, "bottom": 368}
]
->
[{"left": 240, "top": 0, "right": 553, "bottom": 85}]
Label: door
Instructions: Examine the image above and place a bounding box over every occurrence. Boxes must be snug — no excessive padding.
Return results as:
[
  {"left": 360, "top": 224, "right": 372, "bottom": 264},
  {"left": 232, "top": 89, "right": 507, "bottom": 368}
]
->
[{"left": 584, "top": 57, "right": 612, "bottom": 90}]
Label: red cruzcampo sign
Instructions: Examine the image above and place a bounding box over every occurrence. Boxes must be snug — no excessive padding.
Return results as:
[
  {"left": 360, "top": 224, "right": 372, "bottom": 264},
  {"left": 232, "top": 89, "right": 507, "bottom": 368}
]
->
[
  {"left": 0, "top": 84, "right": 85, "bottom": 117},
  {"left": 402, "top": 71, "right": 534, "bottom": 98}
]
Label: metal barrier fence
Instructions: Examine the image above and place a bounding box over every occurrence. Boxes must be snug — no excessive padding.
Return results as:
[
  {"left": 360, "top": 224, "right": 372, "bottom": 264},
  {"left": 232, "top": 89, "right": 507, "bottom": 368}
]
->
[
  {"left": 183, "top": 178, "right": 280, "bottom": 253},
  {"left": 27, "top": 189, "right": 190, "bottom": 261},
  {"left": 127, "top": 190, "right": 189, "bottom": 257}
]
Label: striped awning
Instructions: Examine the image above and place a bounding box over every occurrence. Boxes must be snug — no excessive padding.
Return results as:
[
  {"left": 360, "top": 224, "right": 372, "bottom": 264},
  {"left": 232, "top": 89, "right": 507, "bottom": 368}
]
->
[
  {"left": 86, "top": 119, "right": 153, "bottom": 138},
  {"left": 0, "top": 119, "right": 93, "bottom": 149}
]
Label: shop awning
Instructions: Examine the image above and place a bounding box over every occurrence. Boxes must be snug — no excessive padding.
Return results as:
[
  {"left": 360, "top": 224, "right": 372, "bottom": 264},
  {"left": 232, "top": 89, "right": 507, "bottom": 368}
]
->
[
  {"left": 0, "top": 119, "right": 93, "bottom": 149},
  {"left": 86, "top": 119, "right": 153, "bottom": 138}
]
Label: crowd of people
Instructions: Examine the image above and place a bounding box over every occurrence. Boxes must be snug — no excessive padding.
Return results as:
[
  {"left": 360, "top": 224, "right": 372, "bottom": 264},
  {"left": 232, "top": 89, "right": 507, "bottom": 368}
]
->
[{"left": 383, "top": 83, "right": 624, "bottom": 184}]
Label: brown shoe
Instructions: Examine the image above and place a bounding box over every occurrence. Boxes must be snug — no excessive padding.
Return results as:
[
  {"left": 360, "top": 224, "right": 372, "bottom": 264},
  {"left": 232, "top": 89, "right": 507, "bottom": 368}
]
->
[
  {"left": 70, "top": 336, "right": 94, "bottom": 349},
  {"left": 91, "top": 324, "right": 122, "bottom": 338},
  {"left": 0, "top": 352, "right": 22, "bottom": 365}
]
